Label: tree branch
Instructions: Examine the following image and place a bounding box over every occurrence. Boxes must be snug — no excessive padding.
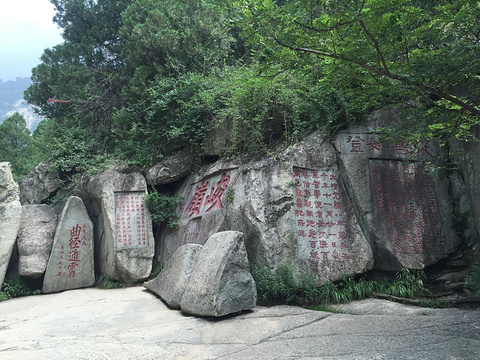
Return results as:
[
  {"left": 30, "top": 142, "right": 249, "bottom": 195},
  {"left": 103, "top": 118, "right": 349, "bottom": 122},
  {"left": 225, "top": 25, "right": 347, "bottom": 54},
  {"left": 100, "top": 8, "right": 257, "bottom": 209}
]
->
[
  {"left": 265, "top": 27, "right": 480, "bottom": 119},
  {"left": 358, "top": 20, "right": 388, "bottom": 72},
  {"left": 294, "top": 18, "right": 357, "bottom": 33}
]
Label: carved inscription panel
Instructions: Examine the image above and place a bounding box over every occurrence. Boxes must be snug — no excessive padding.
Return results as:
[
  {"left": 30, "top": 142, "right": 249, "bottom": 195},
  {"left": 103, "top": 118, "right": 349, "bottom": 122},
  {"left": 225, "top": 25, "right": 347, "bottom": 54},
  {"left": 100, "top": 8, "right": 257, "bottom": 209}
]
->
[
  {"left": 181, "top": 172, "right": 232, "bottom": 220},
  {"left": 337, "top": 133, "right": 437, "bottom": 160},
  {"left": 370, "top": 160, "right": 446, "bottom": 255},
  {"left": 294, "top": 168, "right": 352, "bottom": 261},
  {"left": 115, "top": 192, "right": 148, "bottom": 249}
]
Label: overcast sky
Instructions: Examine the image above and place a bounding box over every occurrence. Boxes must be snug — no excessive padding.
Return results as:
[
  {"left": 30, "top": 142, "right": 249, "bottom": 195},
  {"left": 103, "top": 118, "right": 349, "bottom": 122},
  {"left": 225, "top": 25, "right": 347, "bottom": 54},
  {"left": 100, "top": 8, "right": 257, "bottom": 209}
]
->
[{"left": 0, "top": 0, "right": 63, "bottom": 81}]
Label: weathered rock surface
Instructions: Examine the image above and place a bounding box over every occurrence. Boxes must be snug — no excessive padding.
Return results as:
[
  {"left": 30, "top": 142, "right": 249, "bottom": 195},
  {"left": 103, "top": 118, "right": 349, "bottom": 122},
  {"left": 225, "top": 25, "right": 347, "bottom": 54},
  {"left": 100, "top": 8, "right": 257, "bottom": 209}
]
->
[
  {"left": 18, "top": 162, "right": 61, "bottom": 205},
  {"left": 451, "top": 126, "right": 480, "bottom": 253},
  {"left": 0, "top": 162, "right": 22, "bottom": 288},
  {"left": 42, "top": 196, "right": 94, "bottom": 293},
  {"left": 17, "top": 204, "right": 58, "bottom": 278},
  {"left": 335, "top": 114, "right": 460, "bottom": 270},
  {"left": 159, "top": 132, "right": 373, "bottom": 283},
  {"left": 82, "top": 168, "right": 154, "bottom": 282},
  {"left": 146, "top": 150, "right": 195, "bottom": 186},
  {"left": 144, "top": 243, "right": 203, "bottom": 309},
  {"left": 180, "top": 231, "right": 257, "bottom": 317}
]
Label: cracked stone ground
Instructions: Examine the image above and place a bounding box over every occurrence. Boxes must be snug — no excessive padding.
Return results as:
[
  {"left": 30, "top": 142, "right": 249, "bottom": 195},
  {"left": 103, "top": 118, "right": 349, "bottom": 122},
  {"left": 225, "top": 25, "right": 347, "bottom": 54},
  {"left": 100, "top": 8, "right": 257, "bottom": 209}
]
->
[{"left": 0, "top": 287, "right": 478, "bottom": 360}]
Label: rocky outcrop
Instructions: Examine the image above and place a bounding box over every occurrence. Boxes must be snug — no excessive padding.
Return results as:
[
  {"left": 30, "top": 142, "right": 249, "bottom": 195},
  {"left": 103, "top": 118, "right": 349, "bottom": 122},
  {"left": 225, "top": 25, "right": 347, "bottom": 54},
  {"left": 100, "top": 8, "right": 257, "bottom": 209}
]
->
[
  {"left": 0, "top": 162, "right": 22, "bottom": 288},
  {"left": 18, "top": 162, "right": 60, "bottom": 205},
  {"left": 42, "top": 196, "right": 94, "bottom": 294},
  {"left": 158, "top": 132, "right": 373, "bottom": 283},
  {"left": 334, "top": 118, "right": 460, "bottom": 270},
  {"left": 180, "top": 231, "right": 256, "bottom": 317},
  {"left": 146, "top": 151, "right": 195, "bottom": 186},
  {"left": 17, "top": 204, "right": 58, "bottom": 278},
  {"left": 82, "top": 168, "right": 154, "bottom": 282},
  {"left": 144, "top": 244, "right": 203, "bottom": 309}
]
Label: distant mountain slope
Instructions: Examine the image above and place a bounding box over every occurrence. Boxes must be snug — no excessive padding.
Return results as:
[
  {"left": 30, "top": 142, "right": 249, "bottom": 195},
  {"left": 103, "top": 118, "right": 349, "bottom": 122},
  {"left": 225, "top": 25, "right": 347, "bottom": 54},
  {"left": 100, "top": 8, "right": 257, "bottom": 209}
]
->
[{"left": 0, "top": 78, "right": 43, "bottom": 132}]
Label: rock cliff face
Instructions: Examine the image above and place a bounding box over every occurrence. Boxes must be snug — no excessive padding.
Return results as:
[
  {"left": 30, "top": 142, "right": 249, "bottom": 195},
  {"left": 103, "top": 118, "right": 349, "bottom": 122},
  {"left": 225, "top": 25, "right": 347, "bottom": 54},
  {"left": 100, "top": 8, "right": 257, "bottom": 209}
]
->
[
  {"left": 3, "top": 109, "right": 480, "bottom": 297},
  {"left": 157, "top": 132, "right": 374, "bottom": 283},
  {"left": 153, "top": 111, "right": 479, "bottom": 283}
]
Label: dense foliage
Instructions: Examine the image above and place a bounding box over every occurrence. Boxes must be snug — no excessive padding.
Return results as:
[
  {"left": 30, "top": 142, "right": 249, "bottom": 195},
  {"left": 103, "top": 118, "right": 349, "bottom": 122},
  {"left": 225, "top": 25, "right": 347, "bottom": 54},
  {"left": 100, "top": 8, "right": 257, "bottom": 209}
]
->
[
  {"left": 232, "top": 0, "right": 480, "bottom": 141},
  {"left": 3, "top": 0, "right": 477, "bottom": 179},
  {"left": 0, "top": 112, "right": 39, "bottom": 178}
]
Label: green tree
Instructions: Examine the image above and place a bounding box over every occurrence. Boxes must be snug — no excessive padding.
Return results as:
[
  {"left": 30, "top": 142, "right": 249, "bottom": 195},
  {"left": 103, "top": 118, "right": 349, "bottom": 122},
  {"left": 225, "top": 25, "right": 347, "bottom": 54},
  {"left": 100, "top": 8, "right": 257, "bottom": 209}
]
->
[
  {"left": 25, "top": 0, "right": 130, "bottom": 133},
  {"left": 120, "top": 0, "right": 235, "bottom": 82},
  {"left": 0, "top": 112, "right": 37, "bottom": 177},
  {"left": 232, "top": 0, "right": 480, "bottom": 140}
]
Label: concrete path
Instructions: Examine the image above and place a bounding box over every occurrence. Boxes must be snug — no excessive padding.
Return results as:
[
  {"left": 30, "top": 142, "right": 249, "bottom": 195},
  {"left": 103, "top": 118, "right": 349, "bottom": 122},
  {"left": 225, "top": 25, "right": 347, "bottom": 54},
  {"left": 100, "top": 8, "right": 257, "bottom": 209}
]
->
[{"left": 0, "top": 287, "right": 479, "bottom": 359}]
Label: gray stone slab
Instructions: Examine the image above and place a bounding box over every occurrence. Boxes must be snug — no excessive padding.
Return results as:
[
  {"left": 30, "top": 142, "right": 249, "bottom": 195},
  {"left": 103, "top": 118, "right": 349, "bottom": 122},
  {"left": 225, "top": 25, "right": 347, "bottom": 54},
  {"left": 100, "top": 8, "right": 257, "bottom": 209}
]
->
[
  {"left": 180, "top": 231, "right": 257, "bottom": 317},
  {"left": 42, "top": 196, "right": 94, "bottom": 293},
  {"left": 144, "top": 243, "right": 203, "bottom": 308},
  {"left": 17, "top": 204, "right": 58, "bottom": 278}
]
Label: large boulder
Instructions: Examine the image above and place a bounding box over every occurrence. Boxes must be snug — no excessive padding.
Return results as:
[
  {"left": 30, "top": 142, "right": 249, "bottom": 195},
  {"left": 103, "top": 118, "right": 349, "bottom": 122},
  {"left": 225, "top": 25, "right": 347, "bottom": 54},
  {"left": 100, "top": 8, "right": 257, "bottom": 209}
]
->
[
  {"left": 158, "top": 131, "right": 373, "bottom": 283},
  {"left": 82, "top": 168, "right": 154, "bottom": 282},
  {"left": 0, "top": 162, "right": 22, "bottom": 288},
  {"left": 17, "top": 204, "right": 58, "bottom": 278},
  {"left": 335, "top": 109, "right": 461, "bottom": 270},
  {"left": 144, "top": 244, "right": 203, "bottom": 309},
  {"left": 18, "top": 162, "right": 61, "bottom": 205},
  {"left": 180, "top": 231, "right": 256, "bottom": 317},
  {"left": 146, "top": 150, "right": 195, "bottom": 186},
  {"left": 42, "top": 196, "right": 95, "bottom": 293}
]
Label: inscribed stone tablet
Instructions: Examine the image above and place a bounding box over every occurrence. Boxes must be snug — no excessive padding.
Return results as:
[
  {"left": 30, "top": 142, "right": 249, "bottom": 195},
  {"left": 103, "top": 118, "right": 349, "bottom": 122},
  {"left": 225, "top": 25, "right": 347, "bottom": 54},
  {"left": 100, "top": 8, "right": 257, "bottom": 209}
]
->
[
  {"left": 43, "top": 196, "right": 94, "bottom": 293},
  {"left": 370, "top": 160, "right": 447, "bottom": 256},
  {"left": 293, "top": 167, "right": 352, "bottom": 261},
  {"left": 115, "top": 192, "right": 148, "bottom": 249}
]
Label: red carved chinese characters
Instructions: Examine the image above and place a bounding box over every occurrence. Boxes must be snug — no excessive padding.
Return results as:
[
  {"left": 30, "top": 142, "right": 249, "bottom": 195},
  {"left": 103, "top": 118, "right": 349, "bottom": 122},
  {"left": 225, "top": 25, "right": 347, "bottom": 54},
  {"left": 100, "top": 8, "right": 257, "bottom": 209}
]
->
[
  {"left": 184, "top": 218, "right": 202, "bottom": 244},
  {"left": 181, "top": 172, "right": 232, "bottom": 219},
  {"left": 340, "top": 134, "right": 436, "bottom": 159},
  {"left": 205, "top": 173, "right": 231, "bottom": 212},
  {"left": 64, "top": 223, "right": 87, "bottom": 278},
  {"left": 370, "top": 160, "right": 446, "bottom": 256},
  {"left": 115, "top": 192, "right": 148, "bottom": 249},
  {"left": 294, "top": 168, "right": 351, "bottom": 261}
]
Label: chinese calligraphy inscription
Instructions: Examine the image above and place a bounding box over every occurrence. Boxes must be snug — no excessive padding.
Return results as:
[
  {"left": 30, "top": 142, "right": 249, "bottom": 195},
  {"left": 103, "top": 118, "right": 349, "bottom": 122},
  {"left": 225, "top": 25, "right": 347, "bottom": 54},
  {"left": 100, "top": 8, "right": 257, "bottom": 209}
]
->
[
  {"left": 184, "top": 218, "right": 202, "bottom": 244},
  {"left": 337, "top": 133, "right": 437, "bottom": 160},
  {"left": 370, "top": 160, "right": 446, "bottom": 255},
  {"left": 294, "top": 168, "right": 351, "bottom": 261},
  {"left": 115, "top": 192, "right": 148, "bottom": 249},
  {"left": 181, "top": 172, "right": 231, "bottom": 220}
]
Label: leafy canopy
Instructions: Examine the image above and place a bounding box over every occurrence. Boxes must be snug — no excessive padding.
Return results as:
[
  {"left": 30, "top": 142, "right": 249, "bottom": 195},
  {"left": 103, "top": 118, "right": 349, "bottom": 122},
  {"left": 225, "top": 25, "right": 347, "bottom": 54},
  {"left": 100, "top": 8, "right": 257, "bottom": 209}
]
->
[{"left": 232, "top": 0, "right": 480, "bottom": 140}]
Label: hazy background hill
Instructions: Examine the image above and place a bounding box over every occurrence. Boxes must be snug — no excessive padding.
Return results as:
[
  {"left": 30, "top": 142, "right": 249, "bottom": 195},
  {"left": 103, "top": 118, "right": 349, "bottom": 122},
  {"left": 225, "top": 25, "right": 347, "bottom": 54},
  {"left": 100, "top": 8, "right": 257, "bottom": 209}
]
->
[{"left": 0, "top": 77, "right": 43, "bottom": 132}]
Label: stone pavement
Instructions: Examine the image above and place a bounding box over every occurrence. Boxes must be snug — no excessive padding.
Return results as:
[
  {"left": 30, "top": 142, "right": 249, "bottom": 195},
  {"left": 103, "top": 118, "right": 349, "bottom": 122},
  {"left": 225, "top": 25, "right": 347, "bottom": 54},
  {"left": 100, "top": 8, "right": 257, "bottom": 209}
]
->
[{"left": 0, "top": 287, "right": 478, "bottom": 359}]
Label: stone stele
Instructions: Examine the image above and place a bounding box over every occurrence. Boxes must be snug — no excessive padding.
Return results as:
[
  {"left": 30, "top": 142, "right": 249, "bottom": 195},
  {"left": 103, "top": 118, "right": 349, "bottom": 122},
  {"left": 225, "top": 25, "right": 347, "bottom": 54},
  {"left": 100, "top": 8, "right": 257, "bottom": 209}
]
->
[
  {"left": 42, "top": 196, "right": 94, "bottom": 294},
  {"left": 180, "top": 231, "right": 257, "bottom": 317},
  {"left": 84, "top": 168, "right": 154, "bottom": 282},
  {"left": 17, "top": 204, "right": 58, "bottom": 278},
  {"left": 144, "top": 244, "right": 203, "bottom": 309},
  {"left": 0, "top": 162, "right": 22, "bottom": 288}
]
